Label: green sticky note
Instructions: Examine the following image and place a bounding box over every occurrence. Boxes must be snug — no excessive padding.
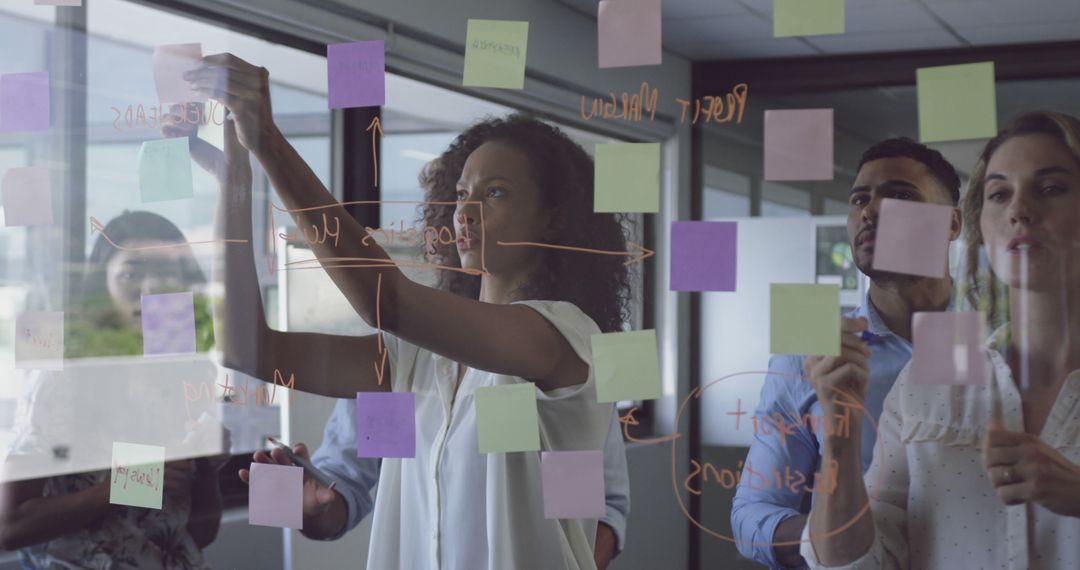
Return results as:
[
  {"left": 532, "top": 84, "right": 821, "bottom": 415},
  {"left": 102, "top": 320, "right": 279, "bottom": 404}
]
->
[
  {"left": 917, "top": 61, "right": 997, "bottom": 143},
  {"left": 110, "top": 442, "right": 165, "bottom": 510},
  {"left": 592, "top": 329, "right": 661, "bottom": 403},
  {"left": 463, "top": 19, "right": 529, "bottom": 89},
  {"left": 138, "top": 138, "right": 194, "bottom": 202},
  {"left": 770, "top": 284, "right": 840, "bottom": 356},
  {"left": 475, "top": 383, "right": 540, "bottom": 453},
  {"left": 594, "top": 142, "right": 660, "bottom": 213},
  {"left": 774, "top": 0, "right": 845, "bottom": 38}
]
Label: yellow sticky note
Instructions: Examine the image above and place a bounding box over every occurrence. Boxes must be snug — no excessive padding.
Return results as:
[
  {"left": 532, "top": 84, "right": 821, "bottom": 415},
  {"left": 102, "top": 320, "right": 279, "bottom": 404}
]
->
[
  {"left": 110, "top": 442, "right": 165, "bottom": 510},
  {"left": 475, "top": 383, "right": 540, "bottom": 453},
  {"left": 774, "top": 0, "right": 845, "bottom": 38},
  {"left": 594, "top": 142, "right": 660, "bottom": 213},
  {"left": 770, "top": 284, "right": 840, "bottom": 356},
  {"left": 592, "top": 329, "right": 661, "bottom": 403},
  {"left": 463, "top": 19, "right": 529, "bottom": 89},
  {"left": 917, "top": 61, "right": 997, "bottom": 143}
]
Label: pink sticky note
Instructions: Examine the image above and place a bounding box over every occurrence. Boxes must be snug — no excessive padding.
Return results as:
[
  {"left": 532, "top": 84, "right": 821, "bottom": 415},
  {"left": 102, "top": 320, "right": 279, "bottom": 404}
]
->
[
  {"left": 872, "top": 198, "right": 953, "bottom": 278},
  {"left": 598, "top": 0, "right": 662, "bottom": 68},
  {"left": 912, "top": 311, "right": 988, "bottom": 386},
  {"left": 0, "top": 72, "right": 50, "bottom": 133},
  {"left": 541, "top": 450, "right": 605, "bottom": 519},
  {"left": 152, "top": 44, "right": 204, "bottom": 105},
  {"left": 328, "top": 41, "right": 385, "bottom": 109},
  {"left": 15, "top": 311, "right": 64, "bottom": 370},
  {"left": 248, "top": 463, "right": 303, "bottom": 528},
  {"left": 764, "top": 109, "right": 833, "bottom": 181},
  {"left": 356, "top": 392, "right": 415, "bottom": 458},
  {"left": 2, "top": 166, "right": 53, "bottom": 226}
]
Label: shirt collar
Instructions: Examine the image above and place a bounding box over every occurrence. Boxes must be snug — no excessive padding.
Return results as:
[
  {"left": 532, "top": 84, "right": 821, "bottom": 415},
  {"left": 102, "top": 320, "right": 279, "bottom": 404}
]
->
[{"left": 851, "top": 282, "right": 959, "bottom": 340}]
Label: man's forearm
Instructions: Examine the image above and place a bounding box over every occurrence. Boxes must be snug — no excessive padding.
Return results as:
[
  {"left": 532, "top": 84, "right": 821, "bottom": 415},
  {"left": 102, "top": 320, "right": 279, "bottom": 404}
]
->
[
  {"left": 299, "top": 490, "right": 349, "bottom": 541},
  {"left": 808, "top": 427, "right": 874, "bottom": 565},
  {"left": 773, "top": 514, "right": 807, "bottom": 567}
]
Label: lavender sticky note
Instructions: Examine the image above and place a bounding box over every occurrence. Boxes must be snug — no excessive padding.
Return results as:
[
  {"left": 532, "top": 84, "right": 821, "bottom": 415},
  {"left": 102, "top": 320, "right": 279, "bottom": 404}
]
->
[
  {"left": 598, "top": 0, "right": 662, "bottom": 68},
  {"left": 670, "top": 221, "right": 736, "bottom": 292},
  {"left": 2, "top": 166, "right": 53, "bottom": 226},
  {"left": 356, "top": 391, "right": 415, "bottom": 458},
  {"left": 0, "top": 72, "right": 50, "bottom": 133},
  {"left": 141, "top": 292, "right": 196, "bottom": 356},
  {"left": 152, "top": 44, "right": 204, "bottom": 105},
  {"left": 248, "top": 463, "right": 303, "bottom": 528},
  {"left": 110, "top": 442, "right": 165, "bottom": 510},
  {"left": 328, "top": 41, "right": 385, "bottom": 109},
  {"left": 541, "top": 450, "right": 605, "bottom": 519},
  {"left": 764, "top": 109, "right": 834, "bottom": 181},
  {"left": 872, "top": 198, "right": 953, "bottom": 279},
  {"left": 15, "top": 311, "right": 64, "bottom": 370},
  {"left": 912, "top": 311, "right": 988, "bottom": 386}
]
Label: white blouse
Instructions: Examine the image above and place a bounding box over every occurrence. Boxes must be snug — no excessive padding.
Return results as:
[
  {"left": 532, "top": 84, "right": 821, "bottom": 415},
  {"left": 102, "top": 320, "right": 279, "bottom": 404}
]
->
[
  {"left": 366, "top": 300, "right": 613, "bottom": 570},
  {"left": 801, "top": 327, "right": 1080, "bottom": 570}
]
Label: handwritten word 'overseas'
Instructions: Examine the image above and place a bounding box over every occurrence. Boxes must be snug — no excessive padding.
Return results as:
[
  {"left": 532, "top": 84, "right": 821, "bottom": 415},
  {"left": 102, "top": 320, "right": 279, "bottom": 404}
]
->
[
  {"left": 472, "top": 39, "right": 521, "bottom": 59},
  {"left": 182, "top": 369, "right": 295, "bottom": 421},
  {"left": 580, "top": 82, "right": 748, "bottom": 126},
  {"left": 110, "top": 101, "right": 227, "bottom": 132},
  {"left": 113, "top": 463, "right": 161, "bottom": 491}
]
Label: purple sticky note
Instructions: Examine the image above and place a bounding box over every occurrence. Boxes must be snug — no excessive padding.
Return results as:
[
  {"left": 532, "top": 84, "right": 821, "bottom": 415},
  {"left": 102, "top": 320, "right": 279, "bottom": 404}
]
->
[
  {"left": 356, "top": 391, "right": 416, "bottom": 458},
  {"left": 764, "top": 109, "right": 833, "bottom": 181},
  {"left": 912, "top": 311, "right": 988, "bottom": 386},
  {"left": 328, "top": 41, "right": 385, "bottom": 109},
  {"left": 140, "top": 292, "right": 196, "bottom": 356},
  {"left": 872, "top": 198, "right": 953, "bottom": 279},
  {"left": 248, "top": 463, "right": 303, "bottom": 528},
  {"left": 0, "top": 72, "right": 50, "bottom": 133},
  {"left": 598, "top": 0, "right": 662, "bottom": 68},
  {"left": 670, "top": 221, "right": 737, "bottom": 292},
  {"left": 152, "top": 44, "right": 204, "bottom": 105},
  {"left": 2, "top": 166, "right": 53, "bottom": 226},
  {"left": 541, "top": 450, "right": 605, "bottom": 519}
]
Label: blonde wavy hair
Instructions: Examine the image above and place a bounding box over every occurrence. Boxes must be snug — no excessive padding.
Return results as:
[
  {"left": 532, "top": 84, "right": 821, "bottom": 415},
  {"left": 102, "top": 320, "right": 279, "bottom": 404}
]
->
[{"left": 961, "top": 110, "right": 1080, "bottom": 328}]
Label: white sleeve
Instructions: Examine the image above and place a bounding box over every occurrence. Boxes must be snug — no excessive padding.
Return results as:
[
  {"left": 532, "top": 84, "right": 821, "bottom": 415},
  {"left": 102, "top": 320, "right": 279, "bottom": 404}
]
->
[{"left": 800, "top": 367, "right": 911, "bottom": 570}]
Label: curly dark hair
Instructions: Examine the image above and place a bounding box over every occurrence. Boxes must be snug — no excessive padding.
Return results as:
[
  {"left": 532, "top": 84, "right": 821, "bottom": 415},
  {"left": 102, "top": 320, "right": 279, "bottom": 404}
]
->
[
  {"left": 417, "top": 114, "right": 634, "bottom": 334},
  {"left": 858, "top": 137, "right": 961, "bottom": 205}
]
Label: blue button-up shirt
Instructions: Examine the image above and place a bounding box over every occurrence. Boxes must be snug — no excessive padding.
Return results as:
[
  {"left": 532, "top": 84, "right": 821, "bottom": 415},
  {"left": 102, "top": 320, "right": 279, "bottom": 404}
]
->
[
  {"left": 730, "top": 292, "right": 914, "bottom": 569},
  {"left": 310, "top": 398, "right": 631, "bottom": 552}
]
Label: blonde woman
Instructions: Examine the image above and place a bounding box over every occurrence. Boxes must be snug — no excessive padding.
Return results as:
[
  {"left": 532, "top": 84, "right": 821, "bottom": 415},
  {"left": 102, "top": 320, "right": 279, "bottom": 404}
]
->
[{"left": 800, "top": 111, "right": 1080, "bottom": 569}]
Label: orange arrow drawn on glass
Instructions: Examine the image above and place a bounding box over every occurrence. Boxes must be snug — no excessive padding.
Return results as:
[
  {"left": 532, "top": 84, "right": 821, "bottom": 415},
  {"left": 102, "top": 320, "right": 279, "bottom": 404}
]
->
[
  {"left": 618, "top": 407, "right": 681, "bottom": 444},
  {"left": 366, "top": 116, "right": 384, "bottom": 187},
  {"left": 373, "top": 272, "right": 388, "bottom": 386},
  {"left": 495, "top": 240, "right": 654, "bottom": 266}
]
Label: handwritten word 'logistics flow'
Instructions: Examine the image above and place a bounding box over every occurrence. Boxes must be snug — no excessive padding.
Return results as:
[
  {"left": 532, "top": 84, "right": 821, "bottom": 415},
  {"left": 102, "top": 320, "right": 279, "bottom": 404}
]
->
[{"left": 580, "top": 82, "right": 748, "bottom": 126}]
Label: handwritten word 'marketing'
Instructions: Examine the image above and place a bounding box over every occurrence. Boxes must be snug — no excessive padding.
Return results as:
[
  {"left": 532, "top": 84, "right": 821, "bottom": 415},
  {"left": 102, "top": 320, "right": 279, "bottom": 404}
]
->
[
  {"left": 580, "top": 82, "right": 748, "bottom": 126},
  {"left": 182, "top": 369, "right": 296, "bottom": 421}
]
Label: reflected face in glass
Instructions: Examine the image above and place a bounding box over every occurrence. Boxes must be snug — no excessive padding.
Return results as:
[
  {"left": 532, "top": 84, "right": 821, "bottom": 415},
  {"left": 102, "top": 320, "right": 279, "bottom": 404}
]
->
[
  {"left": 847, "top": 157, "right": 948, "bottom": 278},
  {"left": 453, "top": 141, "right": 553, "bottom": 277},
  {"left": 981, "top": 133, "right": 1080, "bottom": 291},
  {"left": 106, "top": 240, "right": 194, "bottom": 328}
]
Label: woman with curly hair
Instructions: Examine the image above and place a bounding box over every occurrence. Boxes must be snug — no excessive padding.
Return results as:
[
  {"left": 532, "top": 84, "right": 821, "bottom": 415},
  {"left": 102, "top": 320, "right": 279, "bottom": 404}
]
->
[{"left": 186, "top": 53, "right": 634, "bottom": 569}]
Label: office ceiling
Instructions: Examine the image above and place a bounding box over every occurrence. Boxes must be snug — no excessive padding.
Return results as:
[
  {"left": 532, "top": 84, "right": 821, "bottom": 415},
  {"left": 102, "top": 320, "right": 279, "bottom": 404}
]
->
[{"left": 557, "top": 0, "right": 1080, "bottom": 60}]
